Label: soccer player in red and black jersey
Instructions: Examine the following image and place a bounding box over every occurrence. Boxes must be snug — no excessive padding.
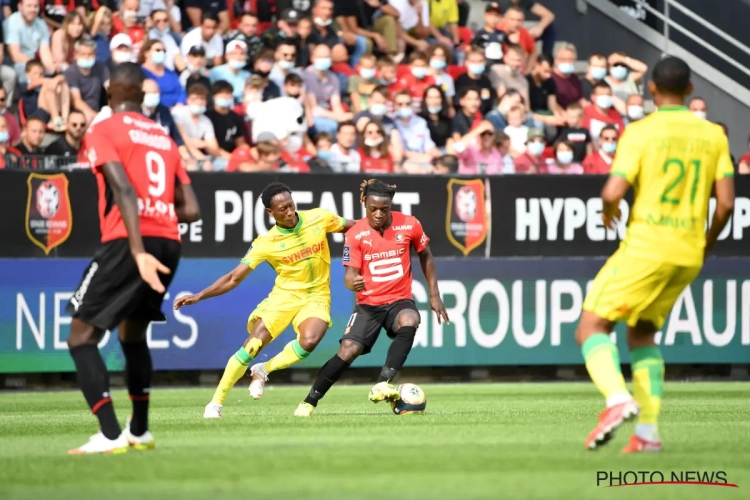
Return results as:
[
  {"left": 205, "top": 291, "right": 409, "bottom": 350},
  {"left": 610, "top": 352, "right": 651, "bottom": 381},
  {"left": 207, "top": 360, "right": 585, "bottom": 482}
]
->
[
  {"left": 66, "top": 63, "right": 200, "bottom": 455},
  {"left": 294, "top": 179, "right": 449, "bottom": 416}
]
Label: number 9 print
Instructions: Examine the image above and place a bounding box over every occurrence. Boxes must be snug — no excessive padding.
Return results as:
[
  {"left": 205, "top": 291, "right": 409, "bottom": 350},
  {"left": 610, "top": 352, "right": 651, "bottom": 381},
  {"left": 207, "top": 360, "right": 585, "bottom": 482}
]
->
[{"left": 369, "top": 258, "right": 404, "bottom": 283}]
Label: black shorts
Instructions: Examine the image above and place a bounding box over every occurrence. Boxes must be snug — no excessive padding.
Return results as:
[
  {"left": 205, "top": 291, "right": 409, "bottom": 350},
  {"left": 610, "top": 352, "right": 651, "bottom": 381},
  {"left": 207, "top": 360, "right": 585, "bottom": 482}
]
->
[
  {"left": 66, "top": 237, "right": 181, "bottom": 332},
  {"left": 340, "top": 299, "right": 419, "bottom": 355}
]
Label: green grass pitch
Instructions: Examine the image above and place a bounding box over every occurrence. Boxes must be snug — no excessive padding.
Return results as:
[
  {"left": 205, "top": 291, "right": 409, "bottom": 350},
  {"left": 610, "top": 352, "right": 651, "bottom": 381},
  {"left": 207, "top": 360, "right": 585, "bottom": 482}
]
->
[{"left": 1, "top": 382, "right": 748, "bottom": 499}]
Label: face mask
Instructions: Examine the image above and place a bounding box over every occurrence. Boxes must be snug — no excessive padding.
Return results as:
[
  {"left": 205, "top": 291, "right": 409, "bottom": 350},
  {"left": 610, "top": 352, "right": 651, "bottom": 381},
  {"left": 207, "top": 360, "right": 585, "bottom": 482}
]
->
[
  {"left": 151, "top": 51, "right": 166, "bottom": 65},
  {"left": 468, "top": 63, "right": 485, "bottom": 75},
  {"left": 113, "top": 51, "right": 132, "bottom": 64},
  {"left": 188, "top": 63, "right": 204, "bottom": 73},
  {"left": 360, "top": 67, "right": 376, "bottom": 80},
  {"left": 287, "top": 134, "right": 303, "bottom": 153},
  {"left": 527, "top": 141, "right": 545, "bottom": 156},
  {"left": 76, "top": 58, "right": 95, "bottom": 69},
  {"left": 427, "top": 105, "right": 442, "bottom": 114},
  {"left": 430, "top": 59, "right": 446, "bottom": 70},
  {"left": 365, "top": 137, "right": 383, "bottom": 147},
  {"left": 595, "top": 95, "right": 612, "bottom": 109},
  {"left": 369, "top": 103, "right": 387, "bottom": 116},
  {"left": 317, "top": 150, "right": 333, "bottom": 160},
  {"left": 229, "top": 60, "right": 246, "bottom": 70},
  {"left": 590, "top": 67, "right": 607, "bottom": 80},
  {"left": 215, "top": 97, "right": 233, "bottom": 108},
  {"left": 143, "top": 92, "right": 160, "bottom": 108},
  {"left": 602, "top": 142, "right": 617, "bottom": 154},
  {"left": 279, "top": 60, "right": 295, "bottom": 71},
  {"left": 314, "top": 17, "right": 332, "bottom": 26},
  {"left": 557, "top": 62, "right": 575, "bottom": 75},
  {"left": 0, "top": 131, "right": 8, "bottom": 143},
  {"left": 314, "top": 58, "right": 332, "bottom": 72},
  {"left": 189, "top": 104, "right": 206, "bottom": 115},
  {"left": 610, "top": 66, "right": 628, "bottom": 80},
  {"left": 693, "top": 111, "right": 707, "bottom": 120},
  {"left": 396, "top": 107, "right": 412, "bottom": 119},
  {"left": 123, "top": 10, "right": 137, "bottom": 19},
  {"left": 411, "top": 67, "right": 428, "bottom": 79},
  {"left": 556, "top": 151, "right": 573, "bottom": 164},
  {"left": 627, "top": 105, "right": 644, "bottom": 120}
]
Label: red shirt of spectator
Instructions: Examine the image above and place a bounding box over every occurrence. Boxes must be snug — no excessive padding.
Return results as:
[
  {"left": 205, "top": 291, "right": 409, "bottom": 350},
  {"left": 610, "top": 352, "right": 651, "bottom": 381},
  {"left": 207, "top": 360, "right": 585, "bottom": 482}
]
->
[
  {"left": 581, "top": 102, "right": 625, "bottom": 141},
  {"left": 583, "top": 150, "right": 615, "bottom": 174},
  {"left": 739, "top": 152, "right": 750, "bottom": 173},
  {"left": 358, "top": 149, "right": 394, "bottom": 173},
  {"left": 2, "top": 111, "right": 21, "bottom": 145},
  {"left": 226, "top": 145, "right": 255, "bottom": 172},
  {"left": 497, "top": 20, "right": 535, "bottom": 60},
  {"left": 280, "top": 147, "right": 311, "bottom": 173},
  {"left": 393, "top": 68, "right": 435, "bottom": 111},
  {"left": 514, "top": 151, "right": 546, "bottom": 173}
]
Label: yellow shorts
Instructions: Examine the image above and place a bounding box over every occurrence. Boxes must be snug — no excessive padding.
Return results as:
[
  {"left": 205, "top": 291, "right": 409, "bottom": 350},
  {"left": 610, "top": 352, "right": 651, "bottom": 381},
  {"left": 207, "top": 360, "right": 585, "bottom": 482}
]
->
[
  {"left": 583, "top": 248, "right": 701, "bottom": 329},
  {"left": 247, "top": 290, "right": 331, "bottom": 339}
]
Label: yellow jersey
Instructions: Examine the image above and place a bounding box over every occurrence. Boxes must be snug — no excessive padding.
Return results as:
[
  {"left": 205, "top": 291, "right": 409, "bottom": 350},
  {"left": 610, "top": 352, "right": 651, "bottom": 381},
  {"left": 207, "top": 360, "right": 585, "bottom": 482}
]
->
[
  {"left": 240, "top": 208, "right": 345, "bottom": 294},
  {"left": 611, "top": 105, "right": 735, "bottom": 266},
  {"left": 429, "top": 0, "right": 459, "bottom": 29}
]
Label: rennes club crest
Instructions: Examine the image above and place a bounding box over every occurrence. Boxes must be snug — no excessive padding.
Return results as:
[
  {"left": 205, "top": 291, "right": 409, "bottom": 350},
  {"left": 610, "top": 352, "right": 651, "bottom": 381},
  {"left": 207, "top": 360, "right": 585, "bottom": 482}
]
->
[
  {"left": 26, "top": 173, "right": 73, "bottom": 255},
  {"left": 445, "top": 179, "right": 488, "bottom": 256}
]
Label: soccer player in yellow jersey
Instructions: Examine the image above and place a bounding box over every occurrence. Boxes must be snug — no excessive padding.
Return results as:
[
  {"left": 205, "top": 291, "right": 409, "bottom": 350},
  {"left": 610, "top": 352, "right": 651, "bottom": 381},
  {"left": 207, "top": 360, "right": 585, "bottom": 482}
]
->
[
  {"left": 576, "top": 57, "right": 735, "bottom": 453},
  {"left": 174, "top": 182, "right": 355, "bottom": 418}
]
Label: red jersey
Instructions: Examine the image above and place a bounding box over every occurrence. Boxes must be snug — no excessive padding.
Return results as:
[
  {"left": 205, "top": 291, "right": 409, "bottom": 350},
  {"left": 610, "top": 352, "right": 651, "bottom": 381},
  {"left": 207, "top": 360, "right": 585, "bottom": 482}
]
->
[
  {"left": 358, "top": 150, "right": 394, "bottom": 173},
  {"left": 344, "top": 212, "right": 429, "bottom": 306},
  {"left": 394, "top": 73, "right": 435, "bottom": 112},
  {"left": 582, "top": 151, "right": 614, "bottom": 174},
  {"left": 82, "top": 111, "right": 190, "bottom": 243}
]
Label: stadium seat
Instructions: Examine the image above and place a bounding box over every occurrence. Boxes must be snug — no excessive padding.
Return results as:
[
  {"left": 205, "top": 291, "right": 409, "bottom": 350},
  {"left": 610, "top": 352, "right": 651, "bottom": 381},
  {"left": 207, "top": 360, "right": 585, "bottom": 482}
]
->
[{"left": 458, "top": 26, "right": 474, "bottom": 48}]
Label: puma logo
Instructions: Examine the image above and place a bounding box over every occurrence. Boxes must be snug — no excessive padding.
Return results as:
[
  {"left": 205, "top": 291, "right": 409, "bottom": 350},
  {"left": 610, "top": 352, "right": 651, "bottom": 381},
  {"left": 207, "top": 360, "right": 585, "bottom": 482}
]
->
[{"left": 363, "top": 240, "right": 372, "bottom": 247}]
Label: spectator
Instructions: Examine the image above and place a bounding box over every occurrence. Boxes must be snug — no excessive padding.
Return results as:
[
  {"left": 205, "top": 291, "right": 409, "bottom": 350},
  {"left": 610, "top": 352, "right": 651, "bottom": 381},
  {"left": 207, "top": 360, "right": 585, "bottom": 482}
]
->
[
  {"left": 303, "top": 44, "right": 352, "bottom": 134},
  {"left": 206, "top": 79, "right": 247, "bottom": 169},
  {"left": 141, "top": 78, "right": 190, "bottom": 159},
  {"left": 0, "top": 88, "right": 21, "bottom": 145},
  {"left": 109, "top": 33, "right": 135, "bottom": 71},
  {"left": 358, "top": 119, "right": 395, "bottom": 172},
  {"left": 496, "top": 0, "right": 556, "bottom": 56},
  {"left": 551, "top": 43, "right": 583, "bottom": 109},
  {"left": 149, "top": 9, "right": 186, "bottom": 73},
  {"left": 296, "top": 17, "right": 314, "bottom": 68},
  {"left": 357, "top": 0, "right": 400, "bottom": 58},
  {"left": 209, "top": 40, "right": 250, "bottom": 103},
  {"left": 555, "top": 102, "right": 592, "bottom": 163},
  {"left": 348, "top": 53, "right": 379, "bottom": 113},
  {"left": 269, "top": 40, "right": 300, "bottom": 94},
  {"left": 688, "top": 97, "right": 707, "bottom": 120},
  {"left": 225, "top": 11, "right": 264, "bottom": 71},
  {"left": 183, "top": 0, "right": 230, "bottom": 34},
  {"left": 472, "top": 2, "right": 507, "bottom": 69},
  {"left": 526, "top": 53, "right": 565, "bottom": 127},
  {"left": 283, "top": 73, "right": 314, "bottom": 129},
  {"left": 312, "top": 131, "right": 335, "bottom": 169},
  {"left": 452, "top": 86, "right": 484, "bottom": 141},
  {"left": 112, "top": 0, "right": 140, "bottom": 36},
  {"left": 378, "top": 56, "right": 399, "bottom": 95},
  {"left": 428, "top": 0, "right": 460, "bottom": 56},
  {"left": 141, "top": 39, "right": 186, "bottom": 108},
  {"left": 580, "top": 53, "right": 607, "bottom": 99},
  {"left": 419, "top": 85, "right": 452, "bottom": 149},
  {"left": 513, "top": 127, "right": 545, "bottom": 173},
  {"left": 41, "top": 0, "right": 74, "bottom": 30},
  {"left": 454, "top": 121, "right": 513, "bottom": 174},
  {"left": 136, "top": 0, "right": 169, "bottom": 19},
  {"left": 172, "top": 83, "right": 220, "bottom": 170},
  {"left": 17, "top": 115, "right": 46, "bottom": 157},
  {"left": 50, "top": 11, "right": 85, "bottom": 72},
  {"left": 310, "top": 0, "right": 353, "bottom": 66},
  {"left": 455, "top": 47, "right": 494, "bottom": 115},
  {"left": 428, "top": 44, "right": 455, "bottom": 104},
  {"left": 604, "top": 52, "right": 647, "bottom": 104},
  {"left": 180, "top": 11, "right": 223, "bottom": 68},
  {"left": 22, "top": 60, "right": 69, "bottom": 131},
  {"left": 625, "top": 93, "right": 645, "bottom": 124},
  {"left": 354, "top": 85, "right": 403, "bottom": 159},
  {"left": 91, "top": 7, "right": 115, "bottom": 64},
  {"left": 333, "top": 0, "right": 384, "bottom": 66},
  {"left": 739, "top": 135, "right": 750, "bottom": 174},
  {"left": 327, "top": 120, "right": 362, "bottom": 172},
  {"left": 485, "top": 88, "right": 535, "bottom": 131},
  {"left": 45, "top": 110, "right": 87, "bottom": 157},
  {"left": 497, "top": 6, "right": 536, "bottom": 73},
  {"left": 390, "top": 0, "right": 430, "bottom": 54},
  {"left": 394, "top": 51, "right": 435, "bottom": 112},
  {"left": 392, "top": 90, "right": 439, "bottom": 173},
  {"left": 582, "top": 81, "right": 624, "bottom": 141},
  {"left": 0, "top": 115, "right": 22, "bottom": 169},
  {"left": 504, "top": 105, "right": 530, "bottom": 157},
  {"left": 433, "top": 154, "right": 459, "bottom": 174},
  {"left": 180, "top": 45, "right": 211, "bottom": 90},
  {"left": 253, "top": 48, "right": 282, "bottom": 100},
  {"left": 64, "top": 39, "right": 108, "bottom": 126},
  {"left": 261, "top": 8, "right": 303, "bottom": 59},
  {"left": 546, "top": 139, "right": 583, "bottom": 174},
  {"left": 6, "top": 0, "right": 55, "bottom": 82},
  {"left": 491, "top": 44, "right": 529, "bottom": 106},
  {"left": 582, "top": 124, "right": 618, "bottom": 174}
]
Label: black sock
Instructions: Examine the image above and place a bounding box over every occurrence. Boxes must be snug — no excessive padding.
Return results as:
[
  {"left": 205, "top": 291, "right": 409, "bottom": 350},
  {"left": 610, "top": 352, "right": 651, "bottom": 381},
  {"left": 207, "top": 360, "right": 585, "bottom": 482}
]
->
[
  {"left": 376, "top": 326, "right": 417, "bottom": 383},
  {"left": 120, "top": 341, "right": 152, "bottom": 436},
  {"left": 304, "top": 355, "right": 351, "bottom": 407},
  {"left": 69, "top": 343, "right": 121, "bottom": 439}
]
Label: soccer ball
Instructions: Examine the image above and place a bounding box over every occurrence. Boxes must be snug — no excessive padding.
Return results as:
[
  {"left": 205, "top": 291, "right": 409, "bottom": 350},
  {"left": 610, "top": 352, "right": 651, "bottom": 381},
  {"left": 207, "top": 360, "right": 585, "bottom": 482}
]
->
[{"left": 391, "top": 383, "right": 426, "bottom": 415}]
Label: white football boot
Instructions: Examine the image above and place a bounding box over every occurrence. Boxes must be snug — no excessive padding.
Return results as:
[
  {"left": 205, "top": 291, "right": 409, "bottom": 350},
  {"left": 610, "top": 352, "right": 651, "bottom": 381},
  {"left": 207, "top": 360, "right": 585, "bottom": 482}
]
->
[
  {"left": 123, "top": 417, "right": 155, "bottom": 450},
  {"left": 248, "top": 363, "right": 269, "bottom": 399},
  {"left": 68, "top": 432, "right": 129, "bottom": 455},
  {"left": 203, "top": 402, "right": 223, "bottom": 419}
]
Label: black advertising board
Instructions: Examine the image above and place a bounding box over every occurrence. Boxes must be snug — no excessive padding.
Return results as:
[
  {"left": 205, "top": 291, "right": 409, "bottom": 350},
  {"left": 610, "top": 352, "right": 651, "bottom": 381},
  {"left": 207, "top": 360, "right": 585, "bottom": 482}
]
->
[{"left": 2, "top": 170, "right": 747, "bottom": 258}]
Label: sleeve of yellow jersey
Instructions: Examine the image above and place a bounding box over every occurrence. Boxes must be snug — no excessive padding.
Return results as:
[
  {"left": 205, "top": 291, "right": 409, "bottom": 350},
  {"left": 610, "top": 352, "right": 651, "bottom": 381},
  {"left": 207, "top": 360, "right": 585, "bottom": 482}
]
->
[
  {"left": 714, "top": 132, "right": 735, "bottom": 180},
  {"left": 610, "top": 125, "right": 643, "bottom": 184},
  {"left": 318, "top": 208, "right": 346, "bottom": 233},
  {"left": 240, "top": 239, "right": 267, "bottom": 269}
]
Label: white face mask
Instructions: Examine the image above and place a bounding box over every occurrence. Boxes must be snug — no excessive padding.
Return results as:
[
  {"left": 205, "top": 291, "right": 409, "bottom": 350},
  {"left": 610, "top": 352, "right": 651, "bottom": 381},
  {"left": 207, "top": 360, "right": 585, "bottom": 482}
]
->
[
  {"left": 112, "top": 50, "right": 133, "bottom": 64},
  {"left": 314, "top": 17, "right": 332, "bottom": 26},
  {"left": 627, "top": 105, "right": 644, "bottom": 120},
  {"left": 287, "top": 134, "right": 303, "bottom": 152},
  {"left": 693, "top": 111, "right": 707, "bottom": 120},
  {"left": 365, "top": 136, "right": 383, "bottom": 147}
]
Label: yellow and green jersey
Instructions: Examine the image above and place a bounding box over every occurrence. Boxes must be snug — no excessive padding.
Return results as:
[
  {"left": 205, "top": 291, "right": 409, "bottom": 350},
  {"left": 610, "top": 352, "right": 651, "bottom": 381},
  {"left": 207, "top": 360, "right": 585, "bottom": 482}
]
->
[
  {"left": 241, "top": 208, "right": 345, "bottom": 294},
  {"left": 612, "top": 105, "right": 735, "bottom": 266}
]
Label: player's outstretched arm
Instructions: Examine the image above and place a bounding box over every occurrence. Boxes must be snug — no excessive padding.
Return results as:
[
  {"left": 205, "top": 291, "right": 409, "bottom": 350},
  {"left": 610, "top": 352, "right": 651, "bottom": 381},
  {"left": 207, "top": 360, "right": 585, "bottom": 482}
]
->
[
  {"left": 173, "top": 263, "right": 253, "bottom": 309},
  {"left": 344, "top": 266, "right": 366, "bottom": 292},
  {"left": 706, "top": 177, "right": 735, "bottom": 254},
  {"left": 340, "top": 219, "right": 357, "bottom": 233},
  {"left": 600, "top": 175, "right": 630, "bottom": 229},
  {"left": 418, "top": 245, "right": 449, "bottom": 325},
  {"left": 174, "top": 180, "right": 201, "bottom": 223}
]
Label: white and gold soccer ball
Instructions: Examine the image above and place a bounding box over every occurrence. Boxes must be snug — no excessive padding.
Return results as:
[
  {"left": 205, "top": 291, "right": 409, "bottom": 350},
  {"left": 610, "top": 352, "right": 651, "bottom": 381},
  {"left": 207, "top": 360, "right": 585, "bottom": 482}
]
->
[{"left": 391, "top": 383, "right": 426, "bottom": 415}]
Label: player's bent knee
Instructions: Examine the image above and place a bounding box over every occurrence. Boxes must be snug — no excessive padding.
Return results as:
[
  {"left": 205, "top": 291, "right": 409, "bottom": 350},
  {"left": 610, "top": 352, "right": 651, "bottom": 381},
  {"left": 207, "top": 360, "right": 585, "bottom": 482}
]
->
[
  {"left": 397, "top": 311, "right": 420, "bottom": 330},
  {"left": 338, "top": 340, "right": 362, "bottom": 363},
  {"left": 67, "top": 320, "right": 101, "bottom": 348},
  {"left": 575, "top": 311, "right": 611, "bottom": 346}
]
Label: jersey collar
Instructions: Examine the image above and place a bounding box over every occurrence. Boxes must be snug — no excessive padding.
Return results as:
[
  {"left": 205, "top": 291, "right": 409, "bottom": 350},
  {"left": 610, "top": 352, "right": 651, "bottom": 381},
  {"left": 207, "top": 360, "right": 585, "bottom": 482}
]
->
[
  {"left": 276, "top": 213, "right": 303, "bottom": 234},
  {"left": 656, "top": 105, "right": 688, "bottom": 112}
]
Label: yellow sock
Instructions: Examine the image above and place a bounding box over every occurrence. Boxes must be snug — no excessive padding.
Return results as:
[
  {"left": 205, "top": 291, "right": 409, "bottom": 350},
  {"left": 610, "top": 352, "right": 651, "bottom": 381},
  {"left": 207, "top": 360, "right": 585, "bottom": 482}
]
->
[
  {"left": 263, "top": 340, "right": 311, "bottom": 374},
  {"left": 630, "top": 346, "right": 664, "bottom": 425},
  {"left": 581, "top": 333, "right": 630, "bottom": 403},
  {"left": 211, "top": 338, "right": 262, "bottom": 405}
]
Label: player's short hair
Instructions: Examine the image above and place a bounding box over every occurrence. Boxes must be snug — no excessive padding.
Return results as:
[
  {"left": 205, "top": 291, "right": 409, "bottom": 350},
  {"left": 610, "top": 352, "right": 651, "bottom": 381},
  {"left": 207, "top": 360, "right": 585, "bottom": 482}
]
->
[
  {"left": 211, "top": 80, "right": 234, "bottom": 95},
  {"left": 261, "top": 182, "right": 292, "bottom": 209},
  {"left": 409, "top": 51, "right": 428, "bottom": 64},
  {"left": 109, "top": 62, "right": 146, "bottom": 105},
  {"left": 284, "top": 73, "right": 303, "bottom": 86},
  {"left": 337, "top": 120, "right": 356, "bottom": 133},
  {"left": 315, "top": 131, "right": 334, "bottom": 144},
  {"left": 360, "top": 179, "right": 396, "bottom": 204},
  {"left": 652, "top": 56, "right": 691, "bottom": 95}
]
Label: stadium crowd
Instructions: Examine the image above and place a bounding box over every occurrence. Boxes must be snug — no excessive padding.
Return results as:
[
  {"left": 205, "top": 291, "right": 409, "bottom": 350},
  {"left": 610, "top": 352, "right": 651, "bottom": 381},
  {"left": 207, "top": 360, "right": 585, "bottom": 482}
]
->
[{"left": 0, "top": 0, "right": 747, "bottom": 174}]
